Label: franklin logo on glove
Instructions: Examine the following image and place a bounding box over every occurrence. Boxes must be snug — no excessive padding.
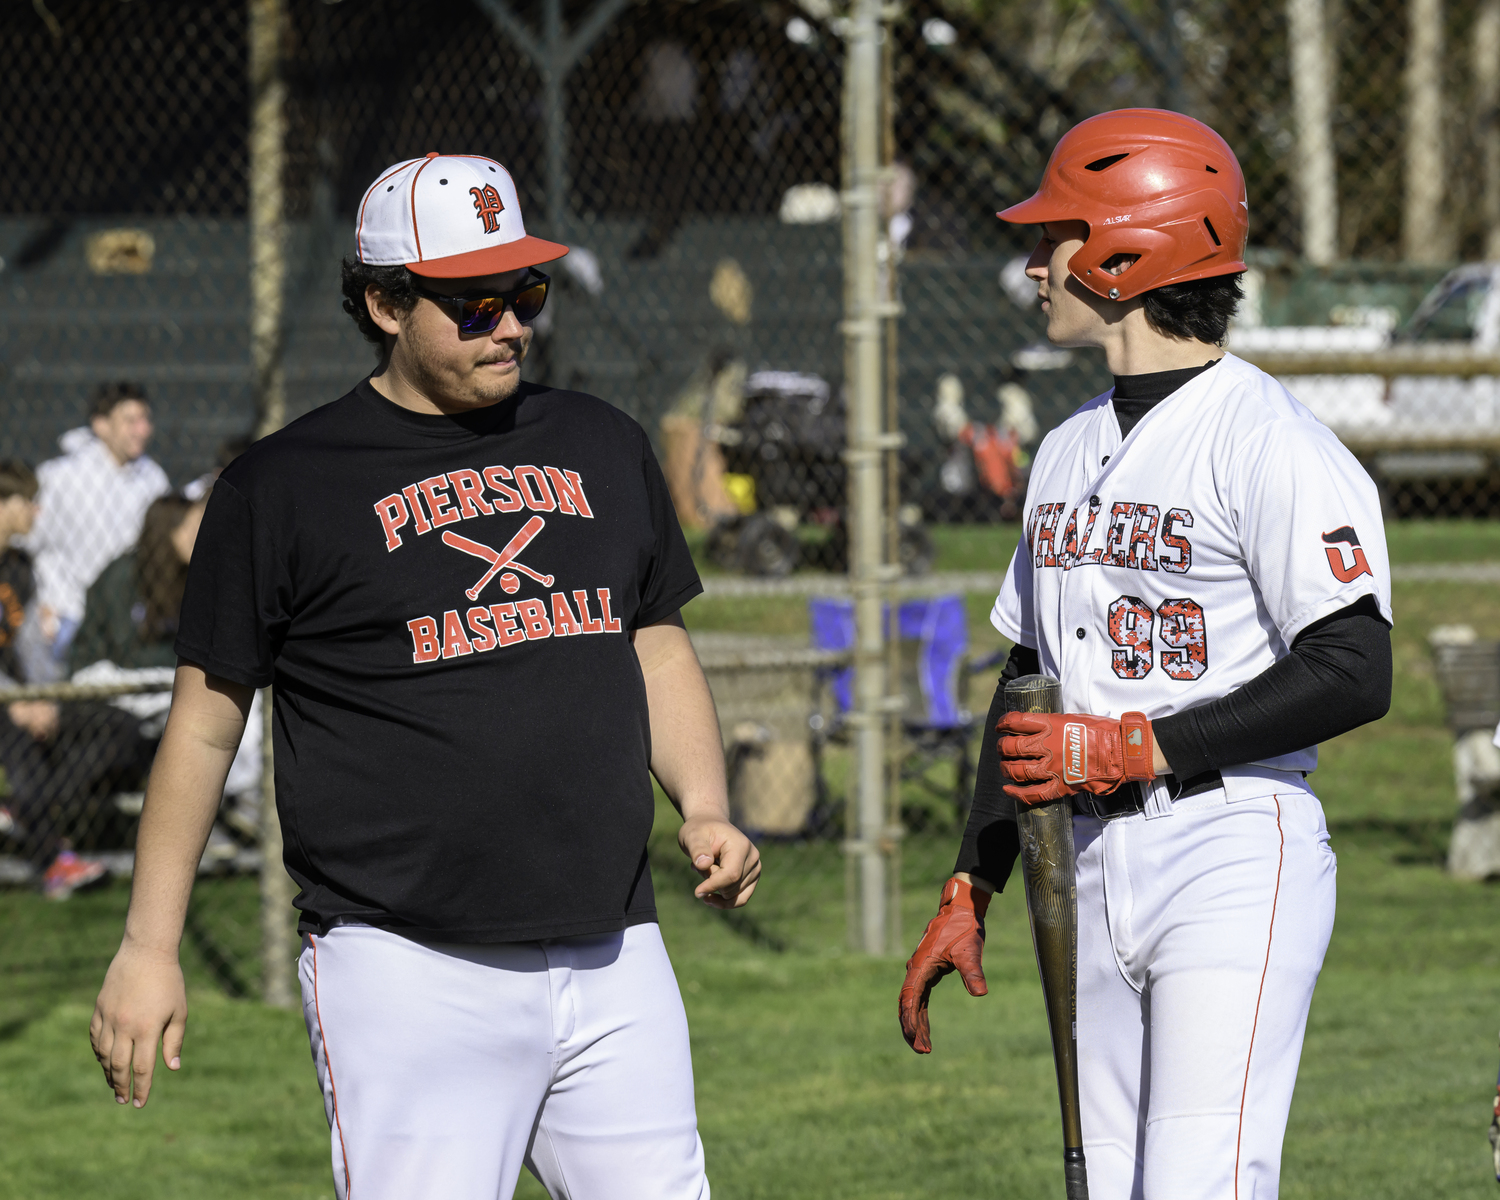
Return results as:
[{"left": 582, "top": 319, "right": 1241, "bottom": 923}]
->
[
  {"left": 1064, "top": 722, "right": 1086, "bottom": 784},
  {"left": 998, "top": 710, "right": 1155, "bottom": 804}
]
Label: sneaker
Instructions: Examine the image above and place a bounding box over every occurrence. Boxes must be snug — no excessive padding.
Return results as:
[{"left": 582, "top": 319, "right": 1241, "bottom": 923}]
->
[{"left": 42, "top": 850, "right": 108, "bottom": 900}]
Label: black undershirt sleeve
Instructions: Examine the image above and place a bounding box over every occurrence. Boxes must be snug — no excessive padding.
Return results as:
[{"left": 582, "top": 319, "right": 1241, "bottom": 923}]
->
[
  {"left": 1151, "top": 594, "right": 1391, "bottom": 778},
  {"left": 952, "top": 644, "right": 1037, "bottom": 891},
  {"left": 951, "top": 598, "right": 1390, "bottom": 891}
]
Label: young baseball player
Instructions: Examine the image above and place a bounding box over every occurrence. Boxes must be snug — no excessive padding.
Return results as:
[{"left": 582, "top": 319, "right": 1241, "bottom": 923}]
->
[
  {"left": 90, "top": 152, "right": 759, "bottom": 1200},
  {"left": 899, "top": 110, "right": 1393, "bottom": 1199}
]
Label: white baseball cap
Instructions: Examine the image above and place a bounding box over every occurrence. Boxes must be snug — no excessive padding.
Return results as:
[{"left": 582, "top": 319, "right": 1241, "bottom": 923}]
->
[{"left": 355, "top": 152, "right": 569, "bottom": 279}]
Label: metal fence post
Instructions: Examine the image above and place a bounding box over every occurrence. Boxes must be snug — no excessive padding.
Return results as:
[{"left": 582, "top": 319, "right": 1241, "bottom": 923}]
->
[
  {"left": 250, "top": 0, "right": 287, "bottom": 439},
  {"left": 880, "top": 22, "right": 904, "bottom": 957},
  {"left": 1404, "top": 0, "right": 1447, "bottom": 261},
  {"left": 843, "top": 0, "right": 895, "bottom": 955},
  {"left": 250, "top": 0, "right": 293, "bottom": 1006},
  {"left": 1287, "top": 0, "right": 1338, "bottom": 264},
  {"left": 1477, "top": 0, "right": 1500, "bottom": 260}
]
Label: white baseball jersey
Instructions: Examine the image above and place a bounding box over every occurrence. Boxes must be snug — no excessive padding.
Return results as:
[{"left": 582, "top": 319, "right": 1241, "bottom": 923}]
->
[{"left": 992, "top": 353, "right": 1392, "bottom": 775}]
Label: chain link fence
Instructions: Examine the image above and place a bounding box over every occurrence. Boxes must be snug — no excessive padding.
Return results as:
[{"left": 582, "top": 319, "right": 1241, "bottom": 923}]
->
[
  {"left": 681, "top": 627, "right": 991, "bottom": 953},
  {"left": 4, "top": 0, "right": 1500, "bottom": 993}
]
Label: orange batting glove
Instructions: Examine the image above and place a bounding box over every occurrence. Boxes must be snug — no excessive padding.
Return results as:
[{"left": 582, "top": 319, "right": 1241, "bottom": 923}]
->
[
  {"left": 997, "top": 710, "right": 1155, "bottom": 805},
  {"left": 899, "top": 876, "right": 990, "bottom": 1054}
]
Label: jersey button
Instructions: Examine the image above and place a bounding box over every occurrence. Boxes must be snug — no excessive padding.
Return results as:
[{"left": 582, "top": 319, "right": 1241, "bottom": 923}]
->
[
  {"left": 1075, "top": 627, "right": 1086, "bottom": 640},
  {"left": 1089, "top": 495, "right": 1100, "bottom": 507},
  {"left": 1102, "top": 455, "right": 1110, "bottom": 465}
]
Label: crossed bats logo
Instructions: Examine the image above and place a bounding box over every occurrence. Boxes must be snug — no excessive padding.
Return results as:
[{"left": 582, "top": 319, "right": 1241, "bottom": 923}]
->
[
  {"left": 470, "top": 184, "right": 505, "bottom": 235},
  {"left": 442, "top": 516, "right": 553, "bottom": 601},
  {"left": 1321, "top": 526, "right": 1373, "bottom": 583}
]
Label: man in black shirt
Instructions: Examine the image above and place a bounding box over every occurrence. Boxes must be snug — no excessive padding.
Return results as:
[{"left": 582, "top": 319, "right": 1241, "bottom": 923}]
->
[{"left": 91, "top": 154, "right": 758, "bottom": 1200}]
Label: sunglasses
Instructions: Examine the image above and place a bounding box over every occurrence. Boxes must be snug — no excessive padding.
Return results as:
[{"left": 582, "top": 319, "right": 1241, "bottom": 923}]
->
[{"left": 409, "top": 269, "right": 550, "bottom": 335}]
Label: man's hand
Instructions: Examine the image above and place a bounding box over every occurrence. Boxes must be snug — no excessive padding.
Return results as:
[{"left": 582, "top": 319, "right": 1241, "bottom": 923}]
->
[
  {"left": 8, "top": 699, "right": 59, "bottom": 742},
  {"left": 997, "top": 710, "right": 1155, "bottom": 805},
  {"left": 89, "top": 940, "right": 187, "bottom": 1108},
  {"left": 633, "top": 614, "right": 761, "bottom": 910},
  {"left": 899, "top": 876, "right": 991, "bottom": 1053},
  {"left": 679, "top": 815, "right": 761, "bottom": 909},
  {"left": 88, "top": 663, "right": 251, "bottom": 1109}
]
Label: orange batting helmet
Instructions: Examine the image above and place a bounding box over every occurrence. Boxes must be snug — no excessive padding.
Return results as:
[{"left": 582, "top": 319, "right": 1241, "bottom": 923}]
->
[{"left": 998, "top": 109, "right": 1248, "bottom": 302}]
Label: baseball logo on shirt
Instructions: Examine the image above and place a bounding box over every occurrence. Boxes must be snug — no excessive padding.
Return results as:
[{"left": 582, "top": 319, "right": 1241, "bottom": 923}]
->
[
  {"left": 443, "top": 517, "right": 552, "bottom": 599},
  {"left": 370, "top": 464, "right": 627, "bottom": 664},
  {"left": 1321, "top": 526, "right": 1373, "bottom": 582}
]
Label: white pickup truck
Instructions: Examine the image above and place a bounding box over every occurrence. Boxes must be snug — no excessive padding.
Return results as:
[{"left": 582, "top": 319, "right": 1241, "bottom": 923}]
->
[{"left": 1228, "top": 263, "right": 1500, "bottom": 480}]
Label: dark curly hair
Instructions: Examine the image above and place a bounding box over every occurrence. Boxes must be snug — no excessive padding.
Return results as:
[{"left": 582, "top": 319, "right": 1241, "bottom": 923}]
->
[
  {"left": 89, "top": 380, "right": 148, "bottom": 420},
  {"left": 341, "top": 259, "right": 418, "bottom": 351},
  {"left": 1141, "top": 271, "right": 1245, "bottom": 346}
]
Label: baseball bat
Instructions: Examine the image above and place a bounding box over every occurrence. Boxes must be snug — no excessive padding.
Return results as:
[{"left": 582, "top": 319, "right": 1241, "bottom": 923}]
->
[{"left": 1006, "top": 674, "right": 1088, "bottom": 1200}]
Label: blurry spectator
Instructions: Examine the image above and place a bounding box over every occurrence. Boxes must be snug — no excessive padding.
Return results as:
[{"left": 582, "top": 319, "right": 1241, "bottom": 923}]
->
[
  {"left": 931, "top": 374, "right": 1036, "bottom": 522},
  {"left": 629, "top": 40, "right": 700, "bottom": 258},
  {"left": 933, "top": 374, "right": 976, "bottom": 496},
  {"left": 0, "top": 708, "right": 149, "bottom": 899},
  {"left": 883, "top": 161, "right": 917, "bottom": 260},
  {"left": 961, "top": 382, "right": 1036, "bottom": 502},
  {"left": 0, "top": 485, "right": 193, "bottom": 899},
  {"left": 0, "top": 459, "right": 39, "bottom": 689},
  {"left": 68, "top": 492, "right": 206, "bottom": 674},
  {"left": 0, "top": 679, "right": 151, "bottom": 896},
  {"left": 26, "top": 382, "right": 170, "bottom": 677},
  {"left": 58, "top": 485, "right": 260, "bottom": 882}
]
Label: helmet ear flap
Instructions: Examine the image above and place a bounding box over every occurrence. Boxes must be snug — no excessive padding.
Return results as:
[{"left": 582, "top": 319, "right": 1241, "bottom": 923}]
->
[{"left": 1071, "top": 227, "right": 1179, "bottom": 301}]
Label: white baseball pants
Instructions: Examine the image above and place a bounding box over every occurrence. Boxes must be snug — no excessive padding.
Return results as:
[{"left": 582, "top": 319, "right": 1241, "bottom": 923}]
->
[
  {"left": 1073, "top": 773, "right": 1337, "bottom": 1200},
  {"left": 297, "top": 921, "right": 710, "bottom": 1200}
]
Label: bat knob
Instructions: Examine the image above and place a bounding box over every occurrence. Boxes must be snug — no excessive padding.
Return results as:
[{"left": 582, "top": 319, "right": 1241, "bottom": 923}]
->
[
  {"left": 466, "top": 588, "right": 481, "bottom": 601},
  {"left": 540, "top": 575, "right": 555, "bottom": 587}
]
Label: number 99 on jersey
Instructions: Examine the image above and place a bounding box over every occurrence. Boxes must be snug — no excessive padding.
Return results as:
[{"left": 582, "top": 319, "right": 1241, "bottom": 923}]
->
[{"left": 1106, "top": 595, "right": 1207, "bottom": 681}]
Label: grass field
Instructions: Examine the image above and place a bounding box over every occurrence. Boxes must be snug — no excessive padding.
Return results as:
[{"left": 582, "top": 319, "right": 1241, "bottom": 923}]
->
[{"left": 3, "top": 520, "right": 1500, "bottom": 1198}]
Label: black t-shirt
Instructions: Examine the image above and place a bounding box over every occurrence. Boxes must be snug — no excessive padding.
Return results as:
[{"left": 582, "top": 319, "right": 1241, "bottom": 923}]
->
[{"left": 176, "top": 379, "right": 703, "bottom": 943}]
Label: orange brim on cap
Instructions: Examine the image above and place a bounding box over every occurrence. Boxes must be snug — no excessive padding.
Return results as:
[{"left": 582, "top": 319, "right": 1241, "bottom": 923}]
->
[{"left": 406, "top": 235, "right": 570, "bottom": 279}]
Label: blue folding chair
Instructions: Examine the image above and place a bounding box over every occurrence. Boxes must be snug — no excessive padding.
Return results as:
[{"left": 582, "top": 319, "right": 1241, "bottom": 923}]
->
[{"left": 809, "top": 594, "right": 977, "bottom": 821}]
